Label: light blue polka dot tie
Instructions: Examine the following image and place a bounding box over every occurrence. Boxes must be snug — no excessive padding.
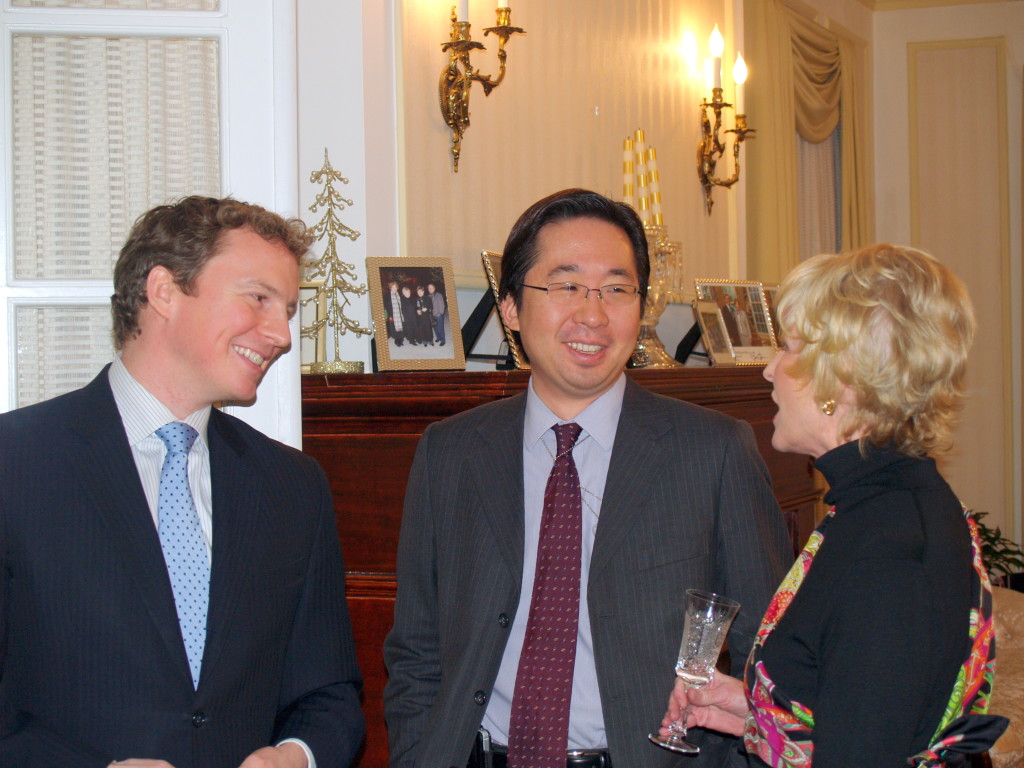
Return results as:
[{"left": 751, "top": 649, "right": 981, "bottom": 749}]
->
[{"left": 156, "top": 422, "right": 209, "bottom": 689}]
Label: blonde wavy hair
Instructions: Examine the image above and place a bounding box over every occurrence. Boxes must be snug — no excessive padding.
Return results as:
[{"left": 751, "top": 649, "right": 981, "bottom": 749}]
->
[{"left": 775, "top": 243, "right": 975, "bottom": 456}]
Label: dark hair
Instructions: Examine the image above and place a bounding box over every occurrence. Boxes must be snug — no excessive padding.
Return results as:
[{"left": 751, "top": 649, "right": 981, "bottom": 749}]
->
[
  {"left": 497, "top": 188, "right": 650, "bottom": 309},
  {"left": 111, "top": 196, "right": 312, "bottom": 349}
]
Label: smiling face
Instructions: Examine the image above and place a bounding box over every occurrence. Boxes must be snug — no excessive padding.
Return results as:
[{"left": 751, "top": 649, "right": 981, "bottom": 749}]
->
[
  {"left": 129, "top": 226, "right": 299, "bottom": 416},
  {"left": 762, "top": 336, "right": 847, "bottom": 458},
  {"left": 500, "top": 217, "right": 641, "bottom": 419}
]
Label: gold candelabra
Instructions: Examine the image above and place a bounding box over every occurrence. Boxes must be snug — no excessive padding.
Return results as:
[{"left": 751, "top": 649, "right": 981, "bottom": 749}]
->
[
  {"left": 697, "top": 88, "right": 755, "bottom": 215},
  {"left": 439, "top": 5, "right": 524, "bottom": 172}
]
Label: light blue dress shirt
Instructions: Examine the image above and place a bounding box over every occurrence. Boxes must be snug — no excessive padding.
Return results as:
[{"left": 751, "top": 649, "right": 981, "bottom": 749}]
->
[{"left": 481, "top": 373, "right": 626, "bottom": 749}]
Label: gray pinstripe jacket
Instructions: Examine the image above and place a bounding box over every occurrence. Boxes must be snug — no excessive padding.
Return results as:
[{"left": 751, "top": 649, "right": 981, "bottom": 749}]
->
[{"left": 384, "top": 377, "right": 791, "bottom": 768}]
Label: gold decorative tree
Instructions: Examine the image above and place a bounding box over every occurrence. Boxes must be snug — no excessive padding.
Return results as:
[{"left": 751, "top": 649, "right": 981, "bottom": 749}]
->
[{"left": 302, "top": 149, "right": 369, "bottom": 373}]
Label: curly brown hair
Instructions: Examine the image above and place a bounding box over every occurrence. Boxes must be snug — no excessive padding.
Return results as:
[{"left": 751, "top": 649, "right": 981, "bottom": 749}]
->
[{"left": 111, "top": 196, "right": 312, "bottom": 349}]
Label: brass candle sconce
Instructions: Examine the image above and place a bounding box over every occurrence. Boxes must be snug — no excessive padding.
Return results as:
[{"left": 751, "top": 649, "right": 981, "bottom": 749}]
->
[
  {"left": 439, "top": 4, "right": 524, "bottom": 172},
  {"left": 696, "top": 27, "right": 755, "bottom": 214}
]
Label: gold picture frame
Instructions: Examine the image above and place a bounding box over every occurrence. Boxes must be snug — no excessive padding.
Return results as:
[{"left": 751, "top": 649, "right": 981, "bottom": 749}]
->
[
  {"left": 694, "top": 279, "right": 777, "bottom": 364},
  {"left": 366, "top": 257, "right": 465, "bottom": 371},
  {"left": 481, "top": 250, "right": 529, "bottom": 370},
  {"left": 693, "top": 300, "right": 736, "bottom": 366},
  {"left": 761, "top": 284, "right": 780, "bottom": 345}
]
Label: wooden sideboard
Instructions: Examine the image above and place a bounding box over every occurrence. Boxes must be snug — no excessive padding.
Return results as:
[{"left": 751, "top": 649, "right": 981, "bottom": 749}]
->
[{"left": 301, "top": 367, "right": 820, "bottom": 768}]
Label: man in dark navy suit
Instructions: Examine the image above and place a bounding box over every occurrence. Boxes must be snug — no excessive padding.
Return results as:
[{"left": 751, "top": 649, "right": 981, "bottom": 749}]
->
[{"left": 0, "top": 196, "right": 364, "bottom": 768}]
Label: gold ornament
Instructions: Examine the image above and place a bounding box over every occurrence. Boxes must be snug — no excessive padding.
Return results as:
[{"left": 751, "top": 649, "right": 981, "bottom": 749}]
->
[{"left": 302, "top": 149, "right": 370, "bottom": 375}]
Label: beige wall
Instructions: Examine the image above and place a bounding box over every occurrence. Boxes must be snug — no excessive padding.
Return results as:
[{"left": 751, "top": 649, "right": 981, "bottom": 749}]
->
[
  {"left": 398, "top": 0, "right": 741, "bottom": 291},
  {"left": 874, "top": 3, "right": 1024, "bottom": 536}
]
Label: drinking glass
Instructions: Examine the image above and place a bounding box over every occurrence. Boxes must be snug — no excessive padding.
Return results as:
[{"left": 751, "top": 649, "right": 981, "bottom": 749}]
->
[{"left": 647, "top": 588, "right": 741, "bottom": 754}]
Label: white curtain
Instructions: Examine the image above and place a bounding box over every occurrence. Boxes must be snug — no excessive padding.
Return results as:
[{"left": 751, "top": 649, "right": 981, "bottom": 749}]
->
[
  {"left": 796, "top": 131, "right": 839, "bottom": 263},
  {"left": 745, "top": 0, "right": 872, "bottom": 283},
  {"left": 12, "top": 35, "right": 221, "bottom": 280}
]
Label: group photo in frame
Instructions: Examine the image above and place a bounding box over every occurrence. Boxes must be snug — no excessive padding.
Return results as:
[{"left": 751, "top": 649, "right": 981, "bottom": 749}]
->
[
  {"left": 694, "top": 279, "right": 778, "bottom": 364},
  {"left": 366, "top": 257, "right": 465, "bottom": 371},
  {"left": 481, "top": 250, "right": 529, "bottom": 370}
]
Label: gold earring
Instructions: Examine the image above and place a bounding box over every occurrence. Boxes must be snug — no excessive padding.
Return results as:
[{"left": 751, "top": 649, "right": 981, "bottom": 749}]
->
[{"left": 820, "top": 400, "right": 836, "bottom": 416}]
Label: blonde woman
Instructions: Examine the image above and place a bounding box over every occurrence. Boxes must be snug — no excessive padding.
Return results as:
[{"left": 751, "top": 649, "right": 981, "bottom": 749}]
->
[{"left": 661, "top": 244, "right": 1006, "bottom": 766}]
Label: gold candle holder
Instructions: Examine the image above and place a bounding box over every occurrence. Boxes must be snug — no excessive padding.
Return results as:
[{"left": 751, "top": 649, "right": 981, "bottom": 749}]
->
[
  {"left": 697, "top": 88, "right": 755, "bottom": 215},
  {"left": 438, "top": 5, "right": 525, "bottom": 172}
]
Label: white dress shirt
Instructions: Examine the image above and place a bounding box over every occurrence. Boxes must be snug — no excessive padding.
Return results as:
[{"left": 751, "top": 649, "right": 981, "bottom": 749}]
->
[
  {"left": 108, "top": 356, "right": 213, "bottom": 557},
  {"left": 481, "top": 373, "right": 626, "bottom": 749},
  {"left": 106, "top": 357, "right": 315, "bottom": 768}
]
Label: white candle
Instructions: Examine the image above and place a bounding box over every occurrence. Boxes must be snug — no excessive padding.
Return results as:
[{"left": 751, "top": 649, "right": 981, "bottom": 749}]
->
[
  {"left": 633, "top": 128, "right": 647, "bottom": 169},
  {"left": 497, "top": 0, "right": 510, "bottom": 8},
  {"left": 645, "top": 145, "right": 658, "bottom": 180},
  {"left": 635, "top": 138, "right": 650, "bottom": 225},
  {"left": 458, "top": 0, "right": 469, "bottom": 21},
  {"left": 709, "top": 25, "right": 724, "bottom": 90},
  {"left": 647, "top": 148, "right": 662, "bottom": 220},
  {"left": 733, "top": 53, "right": 747, "bottom": 113},
  {"left": 623, "top": 138, "right": 636, "bottom": 209}
]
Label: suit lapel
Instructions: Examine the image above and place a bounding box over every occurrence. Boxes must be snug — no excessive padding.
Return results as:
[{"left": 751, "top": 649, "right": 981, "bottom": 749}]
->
[
  {"left": 589, "top": 380, "right": 672, "bottom": 582},
  {"left": 199, "top": 411, "right": 260, "bottom": 686},
  {"left": 470, "top": 395, "right": 527, "bottom": 583},
  {"left": 68, "top": 371, "right": 191, "bottom": 680}
]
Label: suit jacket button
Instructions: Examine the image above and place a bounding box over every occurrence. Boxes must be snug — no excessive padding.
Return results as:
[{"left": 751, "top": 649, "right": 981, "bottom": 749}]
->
[
  {"left": 473, "top": 691, "right": 487, "bottom": 705},
  {"left": 192, "top": 711, "right": 206, "bottom": 728},
  {"left": 498, "top": 613, "right": 510, "bottom": 628}
]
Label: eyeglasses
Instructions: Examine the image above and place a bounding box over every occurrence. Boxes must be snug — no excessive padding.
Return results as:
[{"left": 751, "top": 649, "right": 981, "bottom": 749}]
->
[{"left": 521, "top": 282, "right": 641, "bottom": 307}]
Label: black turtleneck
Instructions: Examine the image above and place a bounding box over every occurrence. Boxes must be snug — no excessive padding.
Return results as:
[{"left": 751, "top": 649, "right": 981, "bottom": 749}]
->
[{"left": 757, "top": 440, "right": 972, "bottom": 767}]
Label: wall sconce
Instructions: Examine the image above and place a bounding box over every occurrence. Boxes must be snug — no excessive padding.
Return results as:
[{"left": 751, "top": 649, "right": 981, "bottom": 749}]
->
[
  {"left": 697, "top": 25, "right": 755, "bottom": 214},
  {"left": 439, "top": 2, "right": 524, "bottom": 172}
]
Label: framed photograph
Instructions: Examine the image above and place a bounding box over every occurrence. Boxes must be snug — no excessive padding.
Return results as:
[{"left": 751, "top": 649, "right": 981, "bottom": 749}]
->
[
  {"left": 298, "top": 280, "right": 327, "bottom": 373},
  {"left": 481, "top": 250, "right": 529, "bottom": 369},
  {"left": 761, "top": 285, "right": 780, "bottom": 344},
  {"left": 694, "top": 279, "right": 777, "bottom": 364},
  {"left": 693, "top": 300, "right": 736, "bottom": 366},
  {"left": 366, "top": 257, "right": 465, "bottom": 371}
]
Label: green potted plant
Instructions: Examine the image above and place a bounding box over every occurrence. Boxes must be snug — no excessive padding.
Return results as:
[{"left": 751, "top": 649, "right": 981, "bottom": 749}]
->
[{"left": 970, "top": 511, "right": 1024, "bottom": 590}]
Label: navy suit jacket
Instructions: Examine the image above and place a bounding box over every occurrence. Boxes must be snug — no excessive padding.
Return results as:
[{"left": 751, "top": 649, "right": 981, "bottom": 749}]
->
[
  {"left": 0, "top": 368, "right": 364, "bottom": 768},
  {"left": 383, "top": 378, "right": 793, "bottom": 768}
]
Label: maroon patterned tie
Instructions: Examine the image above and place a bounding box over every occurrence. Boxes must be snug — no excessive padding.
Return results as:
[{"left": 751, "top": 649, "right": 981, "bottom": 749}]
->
[{"left": 508, "top": 422, "right": 584, "bottom": 768}]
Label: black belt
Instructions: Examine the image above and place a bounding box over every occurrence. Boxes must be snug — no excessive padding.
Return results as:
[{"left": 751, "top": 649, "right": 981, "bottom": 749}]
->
[{"left": 467, "top": 729, "right": 612, "bottom": 768}]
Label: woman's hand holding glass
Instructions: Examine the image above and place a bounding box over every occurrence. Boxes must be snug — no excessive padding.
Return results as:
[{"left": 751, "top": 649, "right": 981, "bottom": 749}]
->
[
  {"left": 648, "top": 589, "right": 740, "bottom": 753},
  {"left": 659, "top": 671, "right": 748, "bottom": 739}
]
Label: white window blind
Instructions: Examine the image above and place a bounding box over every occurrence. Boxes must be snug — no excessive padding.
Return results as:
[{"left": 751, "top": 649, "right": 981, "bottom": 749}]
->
[
  {"left": 12, "top": 1, "right": 217, "bottom": 9},
  {"left": 12, "top": 34, "right": 221, "bottom": 281},
  {"left": 15, "top": 305, "right": 114, "bottom": 407}
]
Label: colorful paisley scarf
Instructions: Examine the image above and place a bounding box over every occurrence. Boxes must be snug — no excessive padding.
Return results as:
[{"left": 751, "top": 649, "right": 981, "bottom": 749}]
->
[{"left": 742, "top": 508, "right": 1007, "bottom": 767}]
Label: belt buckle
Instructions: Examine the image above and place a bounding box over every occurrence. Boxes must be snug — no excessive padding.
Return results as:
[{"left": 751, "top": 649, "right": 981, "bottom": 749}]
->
[
  {"left": 565, "top": 749, "right": 608, "bottom": 768},
  {"left": 480, "top": 728, "right": 493, "bottom": 768}
]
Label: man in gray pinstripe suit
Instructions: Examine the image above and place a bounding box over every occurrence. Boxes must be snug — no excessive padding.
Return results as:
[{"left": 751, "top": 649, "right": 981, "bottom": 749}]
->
[{"left": 383, "top": 189, "right": 791, "bottom": 768}]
